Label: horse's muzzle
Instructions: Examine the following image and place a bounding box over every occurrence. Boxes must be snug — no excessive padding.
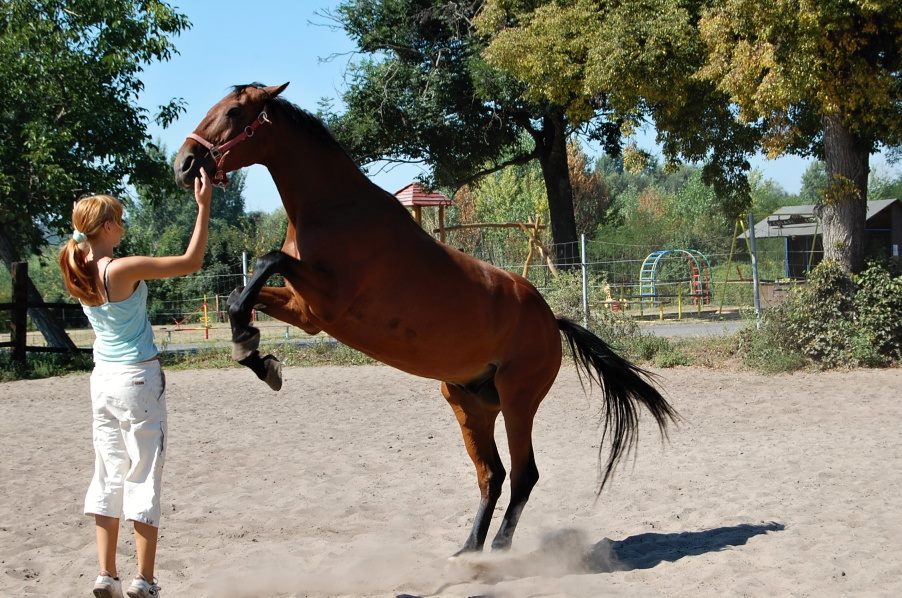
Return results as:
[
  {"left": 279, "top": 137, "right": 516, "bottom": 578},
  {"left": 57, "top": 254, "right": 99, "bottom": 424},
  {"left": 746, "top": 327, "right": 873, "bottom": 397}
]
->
[{"left": 173, "top": 146, "right": 211, "bottom": 189}]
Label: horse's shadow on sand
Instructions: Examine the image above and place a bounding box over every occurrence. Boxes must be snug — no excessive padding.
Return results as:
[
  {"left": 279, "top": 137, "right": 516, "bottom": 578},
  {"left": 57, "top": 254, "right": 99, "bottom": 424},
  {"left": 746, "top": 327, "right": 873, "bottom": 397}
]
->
[
  {"left": 409, "top": 522, "right": 785, "bottom": 597},
  {"left": 585, "top": 521, "right": 785, "bottom": 572}
]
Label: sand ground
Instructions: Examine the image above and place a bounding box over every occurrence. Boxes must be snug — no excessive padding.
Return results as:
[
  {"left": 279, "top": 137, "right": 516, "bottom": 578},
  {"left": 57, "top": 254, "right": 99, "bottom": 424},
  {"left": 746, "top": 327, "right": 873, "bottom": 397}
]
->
[{"left": 1, "top": 364, "right": 900, "bottom": 597}]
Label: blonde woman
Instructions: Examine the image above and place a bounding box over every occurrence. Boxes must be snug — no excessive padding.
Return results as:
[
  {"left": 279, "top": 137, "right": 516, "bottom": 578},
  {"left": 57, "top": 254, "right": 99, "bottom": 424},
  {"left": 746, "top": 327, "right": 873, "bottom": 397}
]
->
[{"left": 59, "top": 170, "right": 212, "bottom": 598}]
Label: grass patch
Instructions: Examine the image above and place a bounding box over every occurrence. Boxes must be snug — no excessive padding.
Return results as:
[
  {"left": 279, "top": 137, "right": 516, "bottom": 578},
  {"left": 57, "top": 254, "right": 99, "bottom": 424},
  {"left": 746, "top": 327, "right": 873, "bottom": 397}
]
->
[
  {"left": 671, "top": 335, "right": 743, "bottom": 369},
  {"left": 0, "top": 350, "right": 93, "bottom": 382},
  {"left": 619, "top": 334, "right": 690, "bottom": 368},
  {"left": 160, "top": 338, "right": 376, "bottom": 371}
]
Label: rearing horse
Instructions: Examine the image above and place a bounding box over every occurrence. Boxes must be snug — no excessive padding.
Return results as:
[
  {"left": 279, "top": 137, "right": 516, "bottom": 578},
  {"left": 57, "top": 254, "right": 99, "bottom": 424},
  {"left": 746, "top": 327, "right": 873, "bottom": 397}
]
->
[{"left": 174, "top": 83, "right": 677, "bottom": 554}]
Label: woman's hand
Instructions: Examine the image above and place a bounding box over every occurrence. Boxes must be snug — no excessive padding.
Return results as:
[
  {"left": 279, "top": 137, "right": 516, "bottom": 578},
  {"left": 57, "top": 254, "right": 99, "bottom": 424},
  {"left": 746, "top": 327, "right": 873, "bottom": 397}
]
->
[{"left": 194, "top": 168, "right": 213, "bottom": 210}]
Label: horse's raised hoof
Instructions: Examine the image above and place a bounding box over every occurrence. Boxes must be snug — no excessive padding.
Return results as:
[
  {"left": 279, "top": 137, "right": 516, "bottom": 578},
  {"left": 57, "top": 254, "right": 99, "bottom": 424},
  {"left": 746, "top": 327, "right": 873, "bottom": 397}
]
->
[
  {"left": 237, "top": 350, "right": 283, "bottom": 391},
  {"left": 261, "top": 354, "right": 282, "bottom": 391}
]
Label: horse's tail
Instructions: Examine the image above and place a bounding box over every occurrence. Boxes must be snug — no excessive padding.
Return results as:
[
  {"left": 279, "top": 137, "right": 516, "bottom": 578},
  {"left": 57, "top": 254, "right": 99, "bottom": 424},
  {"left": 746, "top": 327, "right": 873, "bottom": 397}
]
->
[{"left": 557, "top": 317, "right": 678, "bottom": 494}]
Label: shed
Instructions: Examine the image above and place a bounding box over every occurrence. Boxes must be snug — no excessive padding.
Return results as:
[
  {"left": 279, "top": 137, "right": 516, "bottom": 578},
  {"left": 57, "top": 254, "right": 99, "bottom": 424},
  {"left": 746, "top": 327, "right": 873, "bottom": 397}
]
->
[
  {"left": 739, "top": 198, "right": 901, "bottom": 278},
  {"left": 394, "top": 183, "right": 453, "bottom": 242}
]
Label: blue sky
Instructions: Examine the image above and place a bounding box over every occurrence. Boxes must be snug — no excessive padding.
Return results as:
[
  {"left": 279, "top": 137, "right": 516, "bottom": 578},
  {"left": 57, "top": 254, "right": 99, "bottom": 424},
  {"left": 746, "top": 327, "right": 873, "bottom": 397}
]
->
[{"left": 139, "top": 1, "right": 892, "bottom": 214}]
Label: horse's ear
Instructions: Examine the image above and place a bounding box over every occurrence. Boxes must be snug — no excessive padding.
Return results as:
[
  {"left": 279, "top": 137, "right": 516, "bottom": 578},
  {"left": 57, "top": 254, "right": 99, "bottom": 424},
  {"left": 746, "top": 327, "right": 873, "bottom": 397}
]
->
[{"left": 265, "top": 82, "right": 289, "bottom": 99}]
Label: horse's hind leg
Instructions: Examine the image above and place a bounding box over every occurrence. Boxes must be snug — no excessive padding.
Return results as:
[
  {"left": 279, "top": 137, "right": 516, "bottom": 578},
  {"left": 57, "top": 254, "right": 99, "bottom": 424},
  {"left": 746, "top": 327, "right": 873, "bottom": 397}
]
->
[
  {"left": 490, "top": 367, "right": 555, "bottom": 551},
  {"left": 441, "top": 382, "right": 505, "bottom": 555}
]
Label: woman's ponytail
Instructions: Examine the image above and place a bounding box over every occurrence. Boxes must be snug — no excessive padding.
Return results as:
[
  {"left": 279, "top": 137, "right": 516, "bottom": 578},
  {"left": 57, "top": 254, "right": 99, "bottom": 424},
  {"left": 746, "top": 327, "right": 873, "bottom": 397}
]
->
[
  {"left": 57, "top": 194, "right": 124, "bottom": 305},
  {"left": 58, "top": 237, "right": 101, "bottom": 304}
]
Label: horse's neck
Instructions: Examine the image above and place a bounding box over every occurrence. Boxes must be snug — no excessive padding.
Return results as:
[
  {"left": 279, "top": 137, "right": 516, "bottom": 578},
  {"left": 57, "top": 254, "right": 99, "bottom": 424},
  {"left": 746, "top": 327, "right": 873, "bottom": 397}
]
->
[{"left": 265, "top": 133, "right": 398, "bottom": 221}]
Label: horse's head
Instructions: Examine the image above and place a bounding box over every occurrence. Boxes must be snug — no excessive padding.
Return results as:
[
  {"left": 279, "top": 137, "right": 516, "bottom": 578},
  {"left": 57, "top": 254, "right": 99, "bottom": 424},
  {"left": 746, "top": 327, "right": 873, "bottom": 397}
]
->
[{"left": 174, "top": 82, "right": 289, "bottom": 188}]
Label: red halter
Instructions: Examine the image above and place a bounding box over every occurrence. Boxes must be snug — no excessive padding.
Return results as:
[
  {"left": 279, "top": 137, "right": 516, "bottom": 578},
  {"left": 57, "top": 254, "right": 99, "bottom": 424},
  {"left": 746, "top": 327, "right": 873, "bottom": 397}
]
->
[{"left": 186, "top": 110, "right": 272, "bottom": 188}]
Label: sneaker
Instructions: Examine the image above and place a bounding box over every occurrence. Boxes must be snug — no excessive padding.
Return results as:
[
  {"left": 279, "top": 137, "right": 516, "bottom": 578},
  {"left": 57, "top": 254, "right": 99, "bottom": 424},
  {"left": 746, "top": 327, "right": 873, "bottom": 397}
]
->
[
  {"left": 93, "top": 574, "right": 123, "bottom": 598},
  {"left": 126, "top": 577, "right": 160, "bottom": 598}
]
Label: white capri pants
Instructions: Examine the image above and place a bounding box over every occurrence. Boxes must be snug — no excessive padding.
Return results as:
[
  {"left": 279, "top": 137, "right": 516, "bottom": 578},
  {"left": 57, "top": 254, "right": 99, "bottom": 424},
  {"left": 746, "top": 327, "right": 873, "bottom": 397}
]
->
[{"left": 85, "top": 359, "right": 166, "bottom": 527}]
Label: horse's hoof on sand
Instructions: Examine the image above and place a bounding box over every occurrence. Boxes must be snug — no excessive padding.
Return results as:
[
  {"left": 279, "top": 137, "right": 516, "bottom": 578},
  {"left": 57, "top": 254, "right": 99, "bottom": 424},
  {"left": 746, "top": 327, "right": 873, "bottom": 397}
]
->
[{"left": 262, "top": 354, "right": 282, "bottom": 391}]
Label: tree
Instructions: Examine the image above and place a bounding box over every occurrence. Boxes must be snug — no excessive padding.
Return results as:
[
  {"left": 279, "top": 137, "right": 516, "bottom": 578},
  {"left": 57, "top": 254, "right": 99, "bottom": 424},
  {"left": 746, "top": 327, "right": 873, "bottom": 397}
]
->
[
  {"left": 325, "top": 0, "right": 626, "bottom": 262},
  {"left": 568, "top": 141, "right": 610, "bottom": 235},
  {"left": 480, "top": 0, "right": 902, "bottom": 273},
  {"left": 0, "top": 0, "right": 189, "bottom": 344},
  {"left": 478, "top": 0, "right": 761, "bottom": 219},
  {"left": 697, "top": 0, "right": 902, "bottom": 272},
  {"left": 799, "top": 161, "right": 829, "bottom": 206},
  {"left": 127, "top": 163, "right": 254, "bottom": 322}
]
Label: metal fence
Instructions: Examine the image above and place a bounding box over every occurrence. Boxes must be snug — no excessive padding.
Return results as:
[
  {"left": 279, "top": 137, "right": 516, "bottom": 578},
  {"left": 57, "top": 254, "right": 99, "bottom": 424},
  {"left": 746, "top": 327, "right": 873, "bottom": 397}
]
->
[{"left": 4, "top": 229, "right": 815, "bottom": 355}]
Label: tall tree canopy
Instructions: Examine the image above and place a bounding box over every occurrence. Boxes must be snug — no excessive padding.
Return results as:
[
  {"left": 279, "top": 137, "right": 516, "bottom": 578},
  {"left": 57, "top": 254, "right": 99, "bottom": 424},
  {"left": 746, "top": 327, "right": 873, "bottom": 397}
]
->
[
  {"left": 481, "top": 0, "right": 901, "bottom": 273},
  {"left": 0, "top": 0, "right": 188, "bottom": 346},
  {"left": 477, "top": 0, "right": 760, "bottom": 217},
  {"left": 697, "top": 0, "right": 901, "bottom": 272},
  {"left": 326, "top": 0, "right": 625, "bottom": 260},
  {"left": 0, "top": 0, "right": 189, "bottom": 262}
]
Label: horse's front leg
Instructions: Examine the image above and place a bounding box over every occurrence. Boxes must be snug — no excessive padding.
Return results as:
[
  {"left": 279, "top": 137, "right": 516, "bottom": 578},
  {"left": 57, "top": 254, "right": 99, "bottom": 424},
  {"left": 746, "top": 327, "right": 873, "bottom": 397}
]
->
[{"left": 227, "top": 251, "right": 333, "bottom": 390}]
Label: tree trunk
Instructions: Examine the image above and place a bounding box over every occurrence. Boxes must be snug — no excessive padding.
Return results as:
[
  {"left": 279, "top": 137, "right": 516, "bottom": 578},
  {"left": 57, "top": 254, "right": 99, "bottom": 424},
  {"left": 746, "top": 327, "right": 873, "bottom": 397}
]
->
[
  {"left": 535, "top": 107, "right": 578, "bottom": 267},
  {"left": 819, "top": 114, "right": 870, "bottom": 274},
  {"left": 0, "top": 226, "right": 77, "bottom": 350}
]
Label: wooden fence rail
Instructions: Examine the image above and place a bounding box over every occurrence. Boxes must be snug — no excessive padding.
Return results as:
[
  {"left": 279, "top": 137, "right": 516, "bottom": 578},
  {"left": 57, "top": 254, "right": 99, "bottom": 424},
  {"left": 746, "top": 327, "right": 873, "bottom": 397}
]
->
[{"left": 1, "top": 262, "right": 90, "bottom": 366}]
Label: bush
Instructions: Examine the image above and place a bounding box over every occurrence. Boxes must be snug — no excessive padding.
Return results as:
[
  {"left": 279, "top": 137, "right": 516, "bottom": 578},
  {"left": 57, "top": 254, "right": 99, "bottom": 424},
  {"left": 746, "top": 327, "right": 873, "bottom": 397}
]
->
[
  {"left": 853, "top": 261, "right": 902, "bottom": 364},
  {"left": 620, "top": 333, "right": 690, "bottom": 368},
  {"left": 542, "top": 269, "right": 638, "bottom": 346},
  {"left": 740, "top": 260, "right": 902, "bottom": 369}
]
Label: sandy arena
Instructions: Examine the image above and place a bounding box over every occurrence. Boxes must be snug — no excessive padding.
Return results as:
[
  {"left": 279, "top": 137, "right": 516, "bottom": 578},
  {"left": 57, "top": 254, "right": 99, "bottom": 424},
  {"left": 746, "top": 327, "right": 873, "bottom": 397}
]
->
[{"left": 1, "top": 364, "right": 900, "bottom": 597}]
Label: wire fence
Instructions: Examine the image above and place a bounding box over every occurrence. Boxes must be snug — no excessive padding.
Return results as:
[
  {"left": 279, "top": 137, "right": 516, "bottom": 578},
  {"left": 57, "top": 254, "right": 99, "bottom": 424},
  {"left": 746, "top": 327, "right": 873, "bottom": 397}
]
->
[{"left": 4, "top": 231, "right": 816, "bottom": 351}]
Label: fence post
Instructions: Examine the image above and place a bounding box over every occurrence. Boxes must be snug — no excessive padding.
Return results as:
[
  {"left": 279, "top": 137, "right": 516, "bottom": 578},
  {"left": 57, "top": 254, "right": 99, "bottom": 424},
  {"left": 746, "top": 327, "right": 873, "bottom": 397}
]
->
[
  {"left": 580, "top": 234, "right": 589, "bottom": 327},
  {"left": 242, "top": 251, "right": 249, "bottom": 287},
  {"left": 747, "top": 212, "right": 762, "bottom": 327},
  {"left": 11, "top": 261, "right": 27, "bottom": 365}
]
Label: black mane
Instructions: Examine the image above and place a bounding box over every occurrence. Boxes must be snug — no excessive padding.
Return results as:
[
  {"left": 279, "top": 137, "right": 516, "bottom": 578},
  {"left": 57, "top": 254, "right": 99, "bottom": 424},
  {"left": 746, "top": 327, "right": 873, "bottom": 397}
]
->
[{"left": 231, "top": 83, "right": 344, "bottom": 152}]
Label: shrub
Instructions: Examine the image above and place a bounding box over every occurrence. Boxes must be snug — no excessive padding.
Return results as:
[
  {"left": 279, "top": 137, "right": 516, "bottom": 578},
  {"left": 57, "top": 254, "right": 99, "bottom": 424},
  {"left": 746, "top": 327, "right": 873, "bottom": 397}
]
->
[
  {"left": 740, "top": 260, "right": 902, "bottom": 369},
  {"left": 853, "top": 261, "right": 902, "bottom": 364},
  {"left": 542, "top": 269, "right": 638, "bottom": 346},
  {"left": 621, "top": 334, "right": 689, "bottom": 368}
]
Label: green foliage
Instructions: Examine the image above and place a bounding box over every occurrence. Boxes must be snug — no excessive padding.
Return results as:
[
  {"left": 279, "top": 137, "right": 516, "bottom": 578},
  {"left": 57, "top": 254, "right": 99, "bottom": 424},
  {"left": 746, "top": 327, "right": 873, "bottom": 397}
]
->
[
  {"left": 479, "top": 0, "right": 759, "bottom": 217},
  {"left": 0, "top": 351, "right": 92, "bottom": 382},
  {"left": 698, "top": 0, "right": 902, "bottom": 156},
  {"left": 160, "top": 340, "right": 376, "bottom": 371},
  {"left": 623, "top": 334, "right": 690, "bottom": 368},
  {"left": 869, "top": 165, "right": 902, "bottom": 201},
  {"left": 799, "top": 161, "right": 828, "bottom": 205},
  {"left": 853, "top": 262, "right": 902, "bottom": 364},
  {"left": 474, "top": 161, "right": 548, "bottom": 225},
  {"left": 738, "top": 320, "right": 808, "bottom": 373},
  {"left": 698, "top": 0, "right": 901, "bottom": 271},
  {"left": 594, "top": 159, "right": 734, "bottom": 260},
  {"left": 327, "top": 0, "right": 618, "bottom": 249},
  {"left": 741, "top": 260, "right": 902, "bottom": 369},
  {"left": 328, "top": 0, "right": 525, "bottom": 188},
  {"left": 0, "top": 0, "right": 189, "bottom": 258},
  {"left": 541, "top": 269, "right": 638, "bottom": 344}
]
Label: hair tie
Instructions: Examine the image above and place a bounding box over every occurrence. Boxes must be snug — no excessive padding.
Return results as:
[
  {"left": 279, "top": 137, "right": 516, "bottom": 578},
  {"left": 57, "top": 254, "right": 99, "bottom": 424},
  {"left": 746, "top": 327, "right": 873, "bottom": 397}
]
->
[{"left": 72, "top": 229, "right": 87, "bottom": 243}]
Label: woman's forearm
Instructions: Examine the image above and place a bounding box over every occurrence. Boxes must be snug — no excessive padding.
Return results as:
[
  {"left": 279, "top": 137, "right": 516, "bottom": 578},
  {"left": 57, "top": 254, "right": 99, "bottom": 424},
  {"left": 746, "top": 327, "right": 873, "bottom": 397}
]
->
[{"left": 182, "top": 205, "right": 211, "bottom": 272}]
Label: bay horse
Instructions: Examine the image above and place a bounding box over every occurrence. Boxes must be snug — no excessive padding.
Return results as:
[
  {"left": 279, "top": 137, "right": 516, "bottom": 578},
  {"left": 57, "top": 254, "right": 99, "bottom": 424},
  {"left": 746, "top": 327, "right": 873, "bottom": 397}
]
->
[{"left": 174, "top": 83, "right": 677, "bottom": 554}]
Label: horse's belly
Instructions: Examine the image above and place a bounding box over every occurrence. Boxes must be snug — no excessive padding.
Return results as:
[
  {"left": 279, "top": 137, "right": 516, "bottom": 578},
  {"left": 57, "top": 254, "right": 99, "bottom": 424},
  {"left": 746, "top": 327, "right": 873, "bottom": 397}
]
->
[{"left": 322, "top": 317, "right": 498, "bottom": 382}]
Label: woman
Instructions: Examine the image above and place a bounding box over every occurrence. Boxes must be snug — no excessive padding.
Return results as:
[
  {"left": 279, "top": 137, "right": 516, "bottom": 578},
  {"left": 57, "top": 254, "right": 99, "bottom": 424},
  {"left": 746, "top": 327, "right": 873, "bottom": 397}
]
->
[{"left": 59, "top": 170, "right": 212, "bottom": 598}]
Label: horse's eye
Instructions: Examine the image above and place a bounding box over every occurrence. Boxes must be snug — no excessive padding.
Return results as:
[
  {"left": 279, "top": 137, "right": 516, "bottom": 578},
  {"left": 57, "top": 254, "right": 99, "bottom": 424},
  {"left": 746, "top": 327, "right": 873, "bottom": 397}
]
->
[{"left": 226, "top": 106, "right": 242, "bottom": 119}]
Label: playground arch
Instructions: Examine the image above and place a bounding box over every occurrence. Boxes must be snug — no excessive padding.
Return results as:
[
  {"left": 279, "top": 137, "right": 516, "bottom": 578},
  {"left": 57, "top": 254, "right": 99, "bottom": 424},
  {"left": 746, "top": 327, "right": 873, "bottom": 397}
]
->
[{"left": 638, "top": 249, "right": 712, "bottom": 305}]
